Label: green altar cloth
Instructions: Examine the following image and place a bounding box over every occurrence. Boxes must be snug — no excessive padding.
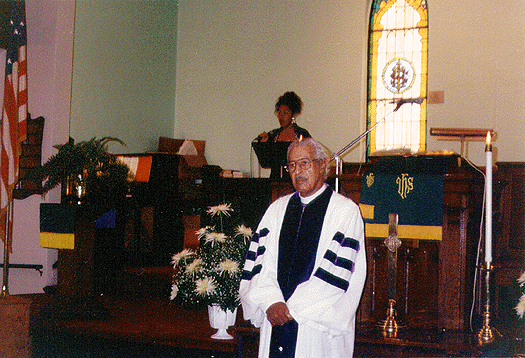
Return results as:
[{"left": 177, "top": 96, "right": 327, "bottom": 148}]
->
[{"left": 359, "top": 155, "right": 458, "bottom": 240}]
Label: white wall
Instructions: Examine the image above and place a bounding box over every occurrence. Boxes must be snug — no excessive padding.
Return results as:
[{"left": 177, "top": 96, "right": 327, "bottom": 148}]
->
[
  {"left": 175, "top": 0, "right": 525, "bottom": 175},
  {"left": 174, "top": 0, "right": 370, "bottom": 176},
  {"left": 426, "top": 0, "right": 525, "bottom": 163},
  {"left": 69, "top": 0, "right": 178, "bottom": 153}
]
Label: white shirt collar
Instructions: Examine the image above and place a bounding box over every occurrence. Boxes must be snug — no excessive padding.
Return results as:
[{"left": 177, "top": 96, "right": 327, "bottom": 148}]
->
[{"left": 299, "top": 183, "right": 328, "bottom": 205}]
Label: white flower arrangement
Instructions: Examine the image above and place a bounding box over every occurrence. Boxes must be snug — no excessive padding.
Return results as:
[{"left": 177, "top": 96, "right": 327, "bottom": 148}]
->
[{"left": 170, "top": 203, "right": 252, "bottom": 312}]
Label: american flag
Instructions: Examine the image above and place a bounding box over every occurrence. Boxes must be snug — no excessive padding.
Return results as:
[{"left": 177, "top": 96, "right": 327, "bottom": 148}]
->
[{"left": 0, "top": 0, "right": 27, "bottom": 246}]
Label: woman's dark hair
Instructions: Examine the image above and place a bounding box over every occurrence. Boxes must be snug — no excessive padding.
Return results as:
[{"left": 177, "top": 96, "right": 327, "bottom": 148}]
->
[{"left": 274, "top": 91, "right": 303, "bottom": 115}]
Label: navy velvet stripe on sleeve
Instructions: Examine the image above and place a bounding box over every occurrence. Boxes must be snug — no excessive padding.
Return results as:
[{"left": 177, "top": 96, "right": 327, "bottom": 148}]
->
[
  {"left": 259, "top": 227, "right": 270, "bottom": 238},
  {"left": 241, "top": 227, "right": 269, "bottom": 282},
  {"left": 246, "top": 251, "right": 257, "bottom": 261},
  {"left": 323, "top": 250, "right": 355, "bottom": 272},
  {"left": 242, "top": 264, "right": 262, "bottom": 281},
  {"left": 334, "top": 231, "right": 360, "bottom": 251},
  {"left": 244, "top": 227, "right": 269, "bottom": 263},
  {"left": 342, "top": 237, "right": 360, "bottom": 251},
  {"left": 251, "top": 234, "right": 260, "bottom": 244},
  {"left": 314, "top": 267, "right": 349, "bottom": 291},
  {"left": 312, "top": 231, "right": 360, "bottom": 290},
  {"left": 333, "top": 232, "right": 344, "bottom": 244},
  {"left": 245, "top": 245, "right": 266, "bottom": 262},
  {"left": 250, "top": 228, "right": 269, "bottom": 244},
  {"left": 241, "top": 270, "right": 251, "bottom": 280}
]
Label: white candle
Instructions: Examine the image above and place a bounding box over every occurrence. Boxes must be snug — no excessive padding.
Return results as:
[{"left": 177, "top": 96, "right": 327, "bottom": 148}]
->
[{"left": 485, "top": 132, "right": 492, "bottom": 265}]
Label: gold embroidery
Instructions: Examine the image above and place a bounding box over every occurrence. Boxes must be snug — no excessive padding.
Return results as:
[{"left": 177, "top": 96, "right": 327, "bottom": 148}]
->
[
  {"left": 366, "top": 172, "right": 375, "bottom": 188},
  {"left": 396, "top": 173, "right": 413, "bottom": 199}
]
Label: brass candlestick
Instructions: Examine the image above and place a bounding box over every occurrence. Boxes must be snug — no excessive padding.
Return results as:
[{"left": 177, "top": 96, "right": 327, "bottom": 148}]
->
[
  {"left": 378, "top": 214, "right": 404, "bottom": 337},
  {"left": 381, "top": 299, "right": 399, "bottom": 337},
  {"left": 477, "top": 263, "right": 500, "bottom": 345}
]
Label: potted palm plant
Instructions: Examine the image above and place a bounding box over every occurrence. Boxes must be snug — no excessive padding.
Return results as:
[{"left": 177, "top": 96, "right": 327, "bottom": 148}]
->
[{"left": 35, "top": 136, "right": 131, "bottom": 207}]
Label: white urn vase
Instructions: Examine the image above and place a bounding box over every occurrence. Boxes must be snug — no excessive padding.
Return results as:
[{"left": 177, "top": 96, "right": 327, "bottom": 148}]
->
[{"left": 207, "top": 304, "right": 237, "bottom": 340}]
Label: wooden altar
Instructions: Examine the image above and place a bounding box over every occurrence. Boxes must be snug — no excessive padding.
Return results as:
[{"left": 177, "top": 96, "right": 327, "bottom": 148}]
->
[{"left": 357, "top": 156, "right": 483, "bottom": 331}]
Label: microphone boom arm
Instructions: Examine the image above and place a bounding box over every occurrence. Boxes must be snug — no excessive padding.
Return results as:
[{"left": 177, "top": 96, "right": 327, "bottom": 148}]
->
[
  {"left": 330, "top": 98, "right": 423, "bottom": 162},
  {"left": 329, "top": 97, "right": 421, "bottom": 192},
  {"left": 330, "top": 108, "right": 397, "bottom": 163}
]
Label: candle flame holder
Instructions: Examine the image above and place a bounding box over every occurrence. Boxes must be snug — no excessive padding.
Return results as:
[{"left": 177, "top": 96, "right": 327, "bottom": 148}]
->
[{"left": 477, "top": 264, "right": 501, "bottom": 346}]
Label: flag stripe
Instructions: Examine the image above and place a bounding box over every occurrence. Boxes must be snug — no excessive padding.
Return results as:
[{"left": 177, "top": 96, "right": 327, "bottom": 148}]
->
[{"left": 0, "top": 1, "right": 28, "bottom": 247}]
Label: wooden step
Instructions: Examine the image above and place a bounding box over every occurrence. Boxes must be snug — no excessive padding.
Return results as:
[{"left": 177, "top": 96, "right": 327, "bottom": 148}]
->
[{"left": 116, "top": 266, "right": 174, "bottom": 297}]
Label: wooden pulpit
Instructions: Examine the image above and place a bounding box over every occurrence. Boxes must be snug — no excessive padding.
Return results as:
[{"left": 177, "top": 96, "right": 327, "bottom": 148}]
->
[{"left": 340, "top": 155, "right": 484, "bottom": 331}]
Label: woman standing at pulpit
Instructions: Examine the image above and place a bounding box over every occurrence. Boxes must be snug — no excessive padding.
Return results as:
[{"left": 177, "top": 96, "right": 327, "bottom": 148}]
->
[
  {"left": 258, "top": 91, "right": 310, "bottom": 143},
  {"left": 256, "top": 91, "right": 311, "bottom": 179}
]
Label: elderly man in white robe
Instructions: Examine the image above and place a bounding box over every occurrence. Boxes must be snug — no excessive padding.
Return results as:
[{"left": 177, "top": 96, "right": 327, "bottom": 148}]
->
[{"left": 240, "top": 137, "right": 367, "bottom": 358}]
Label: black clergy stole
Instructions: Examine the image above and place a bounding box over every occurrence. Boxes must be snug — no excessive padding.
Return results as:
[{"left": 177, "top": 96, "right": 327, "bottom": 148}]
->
[
  {"left": 270, "top": 186, "right": 333, "bottom": 358},
  {"left": 277, "top": 186, "right": 333, "bottom": 300}
]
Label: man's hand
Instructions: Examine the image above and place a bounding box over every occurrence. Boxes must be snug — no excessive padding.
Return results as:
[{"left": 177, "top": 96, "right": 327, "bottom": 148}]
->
[{"left": 266, "top": 302, "right": 294, "bottom": 326}]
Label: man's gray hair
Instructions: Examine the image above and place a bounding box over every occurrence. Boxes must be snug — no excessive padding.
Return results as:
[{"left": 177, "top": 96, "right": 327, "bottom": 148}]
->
[{"left": 287, "top": 137, "right": 331, "bottom": 177}]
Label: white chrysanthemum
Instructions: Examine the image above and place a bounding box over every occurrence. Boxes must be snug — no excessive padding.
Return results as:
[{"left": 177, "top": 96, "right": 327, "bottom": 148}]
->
[
  {"left": 170, "top": 284, "right": 179, "bottom": 300},
  {"left": 195, "top": 277, "right": 217, "bottom": 296},
  {"left": 205, "top": 232, "right": 227, "bottom": 245},
  {"left": 185, "top": 258, "right": 202, "bottom": 274},
  {"left": 171, "top": 249, "right": 195, "bottom": 267},
  {"left": 217, "top": 259, "right": 240, "bottom": 275},
  {"left": 518, "top": 271, "right": 525, "bottom": 287},
  {"left": 195, "top": 226, "right": 215, "bottom": 239},
  {"left": 515, "top": 294, "right": 525, "bottom": 319},
  {"left": 207, "top": 203, "right": 233, "bottom": 217},
  {"left": 235, "top": 224, "right": 253, "bottom": 240}
]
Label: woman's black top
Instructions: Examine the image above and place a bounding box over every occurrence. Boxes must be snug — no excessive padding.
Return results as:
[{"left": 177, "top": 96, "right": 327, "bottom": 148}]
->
[{"left": 266, "top": 124, "right": 311, "bottom": 143}]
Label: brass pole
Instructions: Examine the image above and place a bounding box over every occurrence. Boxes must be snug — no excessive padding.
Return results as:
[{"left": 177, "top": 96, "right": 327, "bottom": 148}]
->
[
  {"left": 477, "top": 263, "right": 500, "bottom": 345},
  {"left": 1, "top": 199, "right": 13, "bottom": 296},
  {"left": 380, "top": 213, "right": 402, "bottom": 337}
]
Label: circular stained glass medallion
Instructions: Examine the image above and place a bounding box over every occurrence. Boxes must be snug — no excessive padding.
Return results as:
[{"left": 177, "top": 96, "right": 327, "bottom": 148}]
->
[{"left": 382, "top": 59, "right": 416, "bottom": 94}]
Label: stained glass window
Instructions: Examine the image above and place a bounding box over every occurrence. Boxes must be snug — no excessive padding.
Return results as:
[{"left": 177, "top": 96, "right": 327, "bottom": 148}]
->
[{"left": 367, "top": 0, "right": 428, "bottom": 156}]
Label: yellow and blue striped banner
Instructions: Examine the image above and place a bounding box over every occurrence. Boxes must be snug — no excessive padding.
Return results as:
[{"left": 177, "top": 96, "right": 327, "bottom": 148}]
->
[{"left": 40, "top": 203, "right": 76, "bottom": 250}]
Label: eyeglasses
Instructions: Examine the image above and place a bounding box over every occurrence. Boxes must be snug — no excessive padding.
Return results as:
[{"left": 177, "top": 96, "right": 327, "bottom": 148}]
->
[{"left": 285, "top": 158, "right": 318, "bottom": 172}]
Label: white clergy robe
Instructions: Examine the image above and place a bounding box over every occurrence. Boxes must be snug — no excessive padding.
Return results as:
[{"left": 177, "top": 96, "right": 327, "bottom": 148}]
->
[{"left": 240, "top": 184, "right": 367, "bottom": 357}]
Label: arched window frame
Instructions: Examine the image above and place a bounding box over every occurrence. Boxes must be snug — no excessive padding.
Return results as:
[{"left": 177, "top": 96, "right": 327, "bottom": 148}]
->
[{"left": 367, "top": 0, "right": 428, "bottom": 157}]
